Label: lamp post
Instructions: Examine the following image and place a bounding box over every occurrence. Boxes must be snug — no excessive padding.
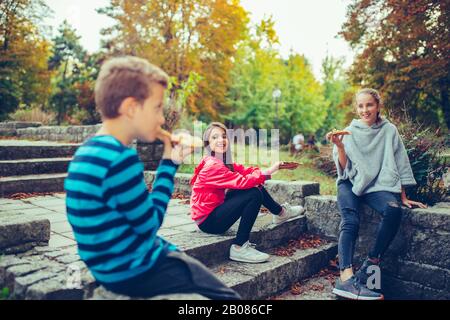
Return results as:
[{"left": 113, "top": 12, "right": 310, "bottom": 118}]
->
[{"left": 272, "top": 88, "right": 281, "bottom": 129}]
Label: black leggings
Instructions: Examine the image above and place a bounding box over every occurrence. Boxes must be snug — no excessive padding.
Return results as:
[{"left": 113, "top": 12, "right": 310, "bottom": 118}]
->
[{"left": 199, "top": 186, "right": 282, "bottom": 246}]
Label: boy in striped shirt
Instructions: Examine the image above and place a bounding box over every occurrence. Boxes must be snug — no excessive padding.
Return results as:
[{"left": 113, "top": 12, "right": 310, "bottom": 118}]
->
[{"left": 65, "top": 56, "right": 240, "bottom": 300}]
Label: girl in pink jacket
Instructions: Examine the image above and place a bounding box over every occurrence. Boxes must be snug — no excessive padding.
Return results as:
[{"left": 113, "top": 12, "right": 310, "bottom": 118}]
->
[{"left": 190, "top": 122, "right": 304, "bottom": 263}]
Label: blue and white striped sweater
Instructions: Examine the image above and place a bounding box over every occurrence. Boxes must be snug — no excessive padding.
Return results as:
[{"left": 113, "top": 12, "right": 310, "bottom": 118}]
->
[{"left": 64, "top": 135, "right": 178, "bottom": 284}]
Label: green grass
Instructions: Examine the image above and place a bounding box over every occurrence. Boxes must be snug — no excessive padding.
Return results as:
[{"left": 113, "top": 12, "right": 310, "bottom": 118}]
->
[{"left": 178, "top": 144, "right": 337, "bottom": 195}]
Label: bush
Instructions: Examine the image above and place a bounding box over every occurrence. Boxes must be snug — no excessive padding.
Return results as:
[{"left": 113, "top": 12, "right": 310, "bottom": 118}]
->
[
  {"left": 312, "top": 145, "right": 337, "bottom": 177},
  {"left": 9, "top": 107, "right": 55, "bottom": 125},
  {"left": 397, "top": 118, "right": 449, "bottom": 205}
]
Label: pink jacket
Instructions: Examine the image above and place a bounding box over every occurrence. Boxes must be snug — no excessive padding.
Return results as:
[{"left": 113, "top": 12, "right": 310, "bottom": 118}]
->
[{"left": 189, "top": 156, "right": 267, "bottom": 225}]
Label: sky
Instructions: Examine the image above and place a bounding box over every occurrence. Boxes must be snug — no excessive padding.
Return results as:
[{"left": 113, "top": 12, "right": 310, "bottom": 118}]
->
[{"left": 43, "top": 0, "right": 354, "bottom": 79}]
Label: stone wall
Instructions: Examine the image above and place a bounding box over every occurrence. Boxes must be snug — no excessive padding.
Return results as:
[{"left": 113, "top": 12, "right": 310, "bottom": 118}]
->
[
  {"left": 0, "top": 122, "right": 42, "bottom": 137},
  {"left": 15, "top": 125, "right": 102, "bottom": 143},
  {"left": 0, "top": 122, "right": 164, "bottom": 171},
  {"left": 305, "top": 195, "right": 450, "bottom": 300},
  {"left": 0, "top": 122, "right": 101, "bottom": 143},
  {"left": 143, "top": 171, "right": 320, "bottom": 206},
  {"left": 136, "top": 141, "right": 164, "bottom": 171}
]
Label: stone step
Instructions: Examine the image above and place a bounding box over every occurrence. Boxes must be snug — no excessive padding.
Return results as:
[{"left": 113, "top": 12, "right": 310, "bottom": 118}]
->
[
  {"left": 0, "top": 173, "right": 67, "bottom": 197},
  {"left": 0, "top": 214, "right": 336, "bottom": 300},
  {"left": 0, "top": 213, "right": 51, "bottom": 255},
  {"left": 304, "top": 194, "right": 450, "bottom": 300},
  {"left": 211, "top": 242, "right": 337, "bottom": 300},
  {"left": 4, "top": 245, "right": 336, "bottom": 300},
  {"left": 0, "top": 140, "right": 79, "bottom": 160},
  {"left": 271, "top": 268, "right": 339, "bottom": 300},
  {"left": 89, "top": 242, "right": 338, "bottom": 300},
  {"left": 0, "top": 247, "right": 95, "bottom": 300},
  {"left": 164, "top": 214, "right": 309, "bottom": 267},
  {"left": 0, "top": 158, "right": 72, "bottom": 177}
]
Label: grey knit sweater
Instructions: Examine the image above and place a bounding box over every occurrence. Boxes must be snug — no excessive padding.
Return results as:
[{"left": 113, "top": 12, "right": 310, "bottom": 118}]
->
[{"left": 333, "top": 118, "right": 416, "bottom": 196}]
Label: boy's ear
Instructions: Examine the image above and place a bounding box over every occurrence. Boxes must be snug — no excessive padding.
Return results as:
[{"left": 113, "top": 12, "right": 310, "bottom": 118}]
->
[{"left": 118, "top": 97, "right": 139, "bottom": 118}]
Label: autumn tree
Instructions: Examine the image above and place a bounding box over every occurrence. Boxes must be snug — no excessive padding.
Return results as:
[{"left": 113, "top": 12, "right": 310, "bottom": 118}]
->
[
  {"left": 341, "top": 0, "right": 450, "bottom": 129},
  {"left": 0, "top": 0, "right": 52, "bottom": 119},
  {"left": 99, "top": 0, "right": 249, "bottom": 120}
]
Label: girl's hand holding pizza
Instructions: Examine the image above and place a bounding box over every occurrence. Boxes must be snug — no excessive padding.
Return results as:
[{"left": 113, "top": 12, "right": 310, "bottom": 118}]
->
[{"left": 326, "top": 129, "right": 350, "bottom": 149}]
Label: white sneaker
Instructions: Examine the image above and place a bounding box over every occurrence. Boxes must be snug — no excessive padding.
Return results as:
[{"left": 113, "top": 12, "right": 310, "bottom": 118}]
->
[
  {"left": 272, "top": 203, "right": 305, "bottom": 225},
  {"left": 229, "top": 241, "right": 270, "bottom": 263}
]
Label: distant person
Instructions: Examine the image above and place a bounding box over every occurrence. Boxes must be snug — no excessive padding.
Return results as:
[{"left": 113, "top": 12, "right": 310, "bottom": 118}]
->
[
  {"left": 291, "top": 133, "right": 305, "bottom": 156},
  {"left": 306, "top": 134, "right": 319, "bottom": 152}
]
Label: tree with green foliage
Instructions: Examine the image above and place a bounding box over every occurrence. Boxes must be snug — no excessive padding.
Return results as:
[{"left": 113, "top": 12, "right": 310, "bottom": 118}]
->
[
  {"left": 225, "top": 19, "right": 282, "bottom": 131},
  {"left": 316, "top": 55, "right": 352, "bottom": 140},
  {"left": 48, "top": 20, "right": 88, "bottom": 124},
  {"left": 226, "top": 19, "right": 328, "bottom": 143}
]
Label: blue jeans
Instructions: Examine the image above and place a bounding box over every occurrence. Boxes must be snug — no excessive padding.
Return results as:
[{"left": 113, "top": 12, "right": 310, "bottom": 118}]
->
[{"left": 337, "top": 180, "right": 402, "bottom": 271}]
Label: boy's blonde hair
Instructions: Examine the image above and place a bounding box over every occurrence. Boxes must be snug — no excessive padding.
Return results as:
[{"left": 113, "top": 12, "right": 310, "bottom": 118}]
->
[{"left": 95, "top": 56, "right": 169, "bottom": 119}]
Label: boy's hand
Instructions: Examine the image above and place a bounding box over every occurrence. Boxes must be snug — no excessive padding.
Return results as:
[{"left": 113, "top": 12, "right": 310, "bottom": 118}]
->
[
  {"left": 156, "top": 128, "right": 172, "bottom": 147},
  {"left": 170, "top": 143, "right": 194, "bottom": 165},
  {"left": 156, "top": 128, "right": 193, "bottom": 164}
]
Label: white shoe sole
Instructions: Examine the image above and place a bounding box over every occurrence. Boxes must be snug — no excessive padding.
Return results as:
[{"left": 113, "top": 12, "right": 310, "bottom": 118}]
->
[
  {"left": 229, "top": 255, "right": 269, "bottom": 263},
  {"left": 332, "top": 288, "right": 384, "bottom": 300},
  {"left": 273, "top": 214, "right": 303, "bottom": 225}
]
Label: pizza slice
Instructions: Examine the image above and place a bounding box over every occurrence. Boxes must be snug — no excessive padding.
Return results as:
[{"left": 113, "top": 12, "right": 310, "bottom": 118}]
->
[{"left": 159, "top": 129, "right": 204, "bottom": 149}]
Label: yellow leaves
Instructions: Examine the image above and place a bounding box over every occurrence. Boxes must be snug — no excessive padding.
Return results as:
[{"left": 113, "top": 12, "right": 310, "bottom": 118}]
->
[
  {"left": 257, "top": 17, "right": 280, "bottom": 46},
  {"left": 102, "top": 0, "right": 249, "bottom": 120}
]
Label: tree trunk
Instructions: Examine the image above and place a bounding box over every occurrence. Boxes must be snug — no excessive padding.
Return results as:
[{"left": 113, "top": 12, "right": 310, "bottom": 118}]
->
[{"left": 440, "top": 78, "right": 450, "bottom": 130}]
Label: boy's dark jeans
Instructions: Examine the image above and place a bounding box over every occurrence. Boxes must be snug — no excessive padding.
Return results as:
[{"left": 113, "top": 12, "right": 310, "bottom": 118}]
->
[
  {"left": 199, "top": 186, "right": 282, "bottom": 246},
  {"left": 102, "top": 250, "right": 241, "bottom": 300},
  {"left": 337, "top": 180, "right": 402, "bottom": 271}
]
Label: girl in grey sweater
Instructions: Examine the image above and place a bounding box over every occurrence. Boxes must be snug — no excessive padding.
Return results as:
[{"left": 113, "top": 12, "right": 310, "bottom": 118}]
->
[{"left": 328, "top": 88, "right": 426, "bottom": 300}]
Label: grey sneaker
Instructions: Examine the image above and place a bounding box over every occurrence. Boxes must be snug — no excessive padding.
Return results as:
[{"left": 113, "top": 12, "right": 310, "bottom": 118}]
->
[
  {"left": 229, "top": 241, "right": 270, "bottom": 263},
  {"left": 272, "top": 203, "right": 305, "bottom": 225},
  {"left": 355, "top": 258, "right": 380, "bottom": 286},
  {"left": 332, "top": 276, "right": 384, "bottom": 300}
]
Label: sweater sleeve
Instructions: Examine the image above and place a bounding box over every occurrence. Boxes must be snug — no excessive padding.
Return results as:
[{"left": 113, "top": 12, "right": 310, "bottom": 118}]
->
[
  {"left": 393, "top": 128, "right": 417, "bottom": 186},
  {"left": 103, "top": 150, "right": 178, "bottom": 235},
  {"left": 332, "top": 144, "right": 356, "bottom": 180},
  {"left": 200, "top": 162, "right": 267, "bottom": 189}
]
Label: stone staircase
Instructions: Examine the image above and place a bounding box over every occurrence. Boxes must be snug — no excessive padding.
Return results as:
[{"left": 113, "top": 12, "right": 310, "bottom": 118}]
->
[
  {"left": 2, "top": 186, "right": 448, "bottom": 300},
  {"left": 1, "top": 138, "right": 448, "bottom": 300},
  {"left": 304, "top": 195, "right": 450, "bottom": 300},
  {"left": 0, "top": 140, "right": 79, "bottom": 197},
  {"left": 0, "top": 168, "right": 340, "bottom": 300},
  {"left": 0, "top": 140, "right": 164, "bottom": 197}
]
